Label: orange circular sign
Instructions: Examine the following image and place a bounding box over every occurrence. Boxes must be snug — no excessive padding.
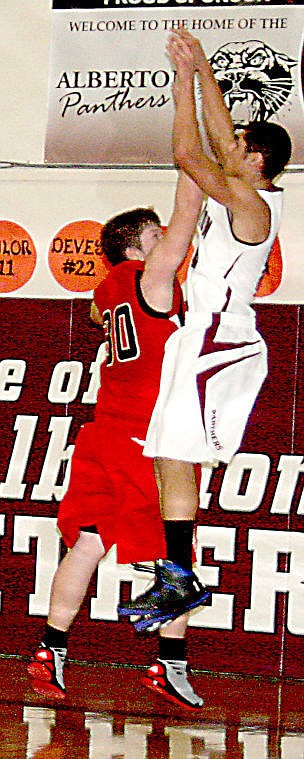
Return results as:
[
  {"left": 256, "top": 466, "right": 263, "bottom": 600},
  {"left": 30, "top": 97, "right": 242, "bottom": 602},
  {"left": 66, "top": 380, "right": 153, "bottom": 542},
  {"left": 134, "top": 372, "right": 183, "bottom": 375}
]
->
[
  {"left": 48, "top": 220, "right": 111, "bottom": 292},
  {"left": 255, "top": 236, "right": 283, "bottom": 297},
  {"left": 0, "top": 220, "right": 37, "bottom": 293}
]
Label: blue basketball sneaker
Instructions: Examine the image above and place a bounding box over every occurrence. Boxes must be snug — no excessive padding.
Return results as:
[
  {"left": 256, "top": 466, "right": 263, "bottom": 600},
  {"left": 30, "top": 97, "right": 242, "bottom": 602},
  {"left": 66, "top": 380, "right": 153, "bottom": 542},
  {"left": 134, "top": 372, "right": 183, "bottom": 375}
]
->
[{"left": 118, "top": 559, "right": 210, "bottom": 631}]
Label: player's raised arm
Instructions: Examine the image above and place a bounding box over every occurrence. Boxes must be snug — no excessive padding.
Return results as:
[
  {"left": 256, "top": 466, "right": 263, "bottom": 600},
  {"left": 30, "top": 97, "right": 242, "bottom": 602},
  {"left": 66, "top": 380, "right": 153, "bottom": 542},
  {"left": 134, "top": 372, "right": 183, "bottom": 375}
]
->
[
  {"left": 166, "top": 30, "right": 238, "bottom": 209},
  {"left": 140, "top": 170, "right": 203, "bottom": 312},
  {"left": 167, "top": 29, "right": 271, "bottom": 242},
  {"left": 171, "top": 29, "right": 236, "bottom": 162}
]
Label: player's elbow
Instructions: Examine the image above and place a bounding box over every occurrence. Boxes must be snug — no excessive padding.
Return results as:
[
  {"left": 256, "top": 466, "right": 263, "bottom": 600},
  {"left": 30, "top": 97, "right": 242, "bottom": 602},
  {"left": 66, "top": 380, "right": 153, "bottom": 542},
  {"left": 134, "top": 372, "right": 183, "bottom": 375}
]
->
[
  {"left": 174, "top": 140, "right": 202, "bottom": 183},
  {"left": 174, "top": 142, "right": 192, "bottom": 171}
]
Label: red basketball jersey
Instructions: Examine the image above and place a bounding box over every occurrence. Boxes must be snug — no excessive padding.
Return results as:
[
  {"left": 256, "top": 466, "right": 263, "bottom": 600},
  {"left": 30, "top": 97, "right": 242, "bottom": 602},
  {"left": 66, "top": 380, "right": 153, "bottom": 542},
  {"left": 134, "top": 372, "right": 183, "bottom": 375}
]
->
[{"left": 94, "top": 260, "right": 184, "bottom": 423}]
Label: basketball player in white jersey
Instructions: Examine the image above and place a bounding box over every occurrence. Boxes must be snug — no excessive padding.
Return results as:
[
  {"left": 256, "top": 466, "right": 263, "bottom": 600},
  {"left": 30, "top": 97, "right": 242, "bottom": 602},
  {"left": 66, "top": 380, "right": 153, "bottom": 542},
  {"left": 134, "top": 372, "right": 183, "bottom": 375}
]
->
[{"left": 118, "top": 29, "right": 292, "bottom": 633}]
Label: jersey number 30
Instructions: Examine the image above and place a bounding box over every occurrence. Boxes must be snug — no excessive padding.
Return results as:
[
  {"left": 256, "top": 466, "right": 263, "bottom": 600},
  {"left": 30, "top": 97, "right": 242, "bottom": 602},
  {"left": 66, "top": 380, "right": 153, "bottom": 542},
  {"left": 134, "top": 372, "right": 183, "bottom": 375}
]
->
[{"left": 102, "top": 304, "right": 140, "bottom": 365}]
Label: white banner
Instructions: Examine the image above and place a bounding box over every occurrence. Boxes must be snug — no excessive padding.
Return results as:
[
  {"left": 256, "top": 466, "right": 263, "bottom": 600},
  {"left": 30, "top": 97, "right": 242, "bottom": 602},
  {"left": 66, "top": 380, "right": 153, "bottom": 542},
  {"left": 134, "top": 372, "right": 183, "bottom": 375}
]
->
[{"left": 45, "top": 6, "right": 304, "bottom": 165}]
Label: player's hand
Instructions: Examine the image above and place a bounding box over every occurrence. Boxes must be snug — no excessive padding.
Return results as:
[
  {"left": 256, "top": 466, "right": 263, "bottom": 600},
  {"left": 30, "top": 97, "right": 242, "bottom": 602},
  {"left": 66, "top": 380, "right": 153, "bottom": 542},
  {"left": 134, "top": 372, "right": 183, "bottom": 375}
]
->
[
  {"left": 169, "top": 28, "right": 204, "bottom": 70},
  {"left": 167, "top": 31, "right": 195, "bottom": 83}
]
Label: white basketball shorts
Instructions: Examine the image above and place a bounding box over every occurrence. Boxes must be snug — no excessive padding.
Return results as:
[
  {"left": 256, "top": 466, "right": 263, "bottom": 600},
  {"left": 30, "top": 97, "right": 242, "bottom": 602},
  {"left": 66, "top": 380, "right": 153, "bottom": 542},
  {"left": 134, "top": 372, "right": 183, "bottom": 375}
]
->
[{"left": 143, "top": 311, "right": 268, "bottom": 465}]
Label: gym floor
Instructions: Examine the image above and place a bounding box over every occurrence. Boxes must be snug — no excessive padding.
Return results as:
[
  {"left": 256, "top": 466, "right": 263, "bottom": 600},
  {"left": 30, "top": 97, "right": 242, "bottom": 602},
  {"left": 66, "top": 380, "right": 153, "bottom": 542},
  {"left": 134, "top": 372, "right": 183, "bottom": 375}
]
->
[{"left": 1, "top": 656, "right": 304, "bottom": 758}]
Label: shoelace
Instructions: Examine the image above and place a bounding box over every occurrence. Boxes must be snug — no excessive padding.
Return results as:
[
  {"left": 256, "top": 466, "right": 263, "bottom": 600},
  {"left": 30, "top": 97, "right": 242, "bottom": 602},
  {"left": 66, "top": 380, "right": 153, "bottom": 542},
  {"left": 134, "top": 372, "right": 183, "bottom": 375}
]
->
[{"left": 131, "top": 562, "right": 155, "bottom": 574}]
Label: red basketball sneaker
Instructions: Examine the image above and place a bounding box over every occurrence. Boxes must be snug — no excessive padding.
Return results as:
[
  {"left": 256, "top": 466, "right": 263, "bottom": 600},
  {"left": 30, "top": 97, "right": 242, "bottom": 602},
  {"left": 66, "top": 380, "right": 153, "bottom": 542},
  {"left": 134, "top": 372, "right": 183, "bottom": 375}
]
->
[
  {"left": 142, "top": 658, "right": 204, "bottom": 709},
  {"left": 27, "top": 643, "right": 66, "bottom": 700}
]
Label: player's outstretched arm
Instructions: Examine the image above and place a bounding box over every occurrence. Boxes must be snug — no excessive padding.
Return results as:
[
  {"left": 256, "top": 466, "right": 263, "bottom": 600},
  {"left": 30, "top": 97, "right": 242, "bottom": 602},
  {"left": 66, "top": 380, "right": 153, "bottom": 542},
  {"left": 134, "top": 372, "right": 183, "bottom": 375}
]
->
[
  {"left": 167, "top": 30, "right": 236, "bottom": 209},
  {"left": 140, "top": 170, "right": 203, "bottom": 312},
  {"left": 167, "top": 31, "right": 270, "bottom": 243},
  {"left": 171, "top": 29, "right": 235, "bottom": 163}
]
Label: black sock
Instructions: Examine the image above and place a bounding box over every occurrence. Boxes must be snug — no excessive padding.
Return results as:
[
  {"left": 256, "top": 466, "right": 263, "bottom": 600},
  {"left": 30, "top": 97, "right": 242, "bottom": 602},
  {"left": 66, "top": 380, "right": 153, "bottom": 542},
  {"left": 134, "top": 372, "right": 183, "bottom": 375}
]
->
[
  {"left": 44, "top": 624, "right": 68, "bottom": 650},
  {"left": 164, "top": 520, "right": 194, "bottom": 572},
  {"left": 159, "top": 636, "right": 186, "bottom": 662}
]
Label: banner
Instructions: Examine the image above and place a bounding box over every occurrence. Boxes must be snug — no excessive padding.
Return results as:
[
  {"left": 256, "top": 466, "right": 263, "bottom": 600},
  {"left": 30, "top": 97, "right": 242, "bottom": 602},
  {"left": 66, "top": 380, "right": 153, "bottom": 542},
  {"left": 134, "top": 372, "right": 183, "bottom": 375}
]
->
[
  {"left": 1, "top": 298, "right": 304, "bottom": 681},
  {"left": 45, "top": 5, "right": 304, "bottom": 165},
  {"left": 53, "top": 1, "right": 304, "bottom": 6}
]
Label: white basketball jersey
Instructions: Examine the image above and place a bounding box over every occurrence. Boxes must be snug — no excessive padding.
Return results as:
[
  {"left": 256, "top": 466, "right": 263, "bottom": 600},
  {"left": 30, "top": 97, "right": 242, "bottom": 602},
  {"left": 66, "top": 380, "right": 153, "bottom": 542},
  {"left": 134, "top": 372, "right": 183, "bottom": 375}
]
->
[{"left": 186, "top": 189, "right": 283, "bottom": 318}]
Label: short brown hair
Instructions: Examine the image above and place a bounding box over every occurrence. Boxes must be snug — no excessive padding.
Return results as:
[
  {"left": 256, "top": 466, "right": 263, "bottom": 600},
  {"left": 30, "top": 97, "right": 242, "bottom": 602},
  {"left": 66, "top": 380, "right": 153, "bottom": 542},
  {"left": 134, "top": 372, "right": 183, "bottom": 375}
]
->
[{"left": 101, "top": 208, "right": 161, "bottom": 266}]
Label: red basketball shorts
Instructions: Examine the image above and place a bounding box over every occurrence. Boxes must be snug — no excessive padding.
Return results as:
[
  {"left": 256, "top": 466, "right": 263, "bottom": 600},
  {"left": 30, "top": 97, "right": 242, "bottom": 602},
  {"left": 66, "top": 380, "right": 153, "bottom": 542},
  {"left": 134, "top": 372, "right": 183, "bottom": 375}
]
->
[{"left": 57, "top": 415, "right": 166, "bottom": 564}]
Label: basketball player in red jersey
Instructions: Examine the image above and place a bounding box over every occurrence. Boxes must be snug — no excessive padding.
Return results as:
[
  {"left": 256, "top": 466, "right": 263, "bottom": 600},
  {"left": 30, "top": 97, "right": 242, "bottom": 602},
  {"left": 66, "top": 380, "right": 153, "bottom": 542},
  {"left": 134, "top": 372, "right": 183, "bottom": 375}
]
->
[{"left": 27, "top": 170, "right": 211, "bottom": 710}]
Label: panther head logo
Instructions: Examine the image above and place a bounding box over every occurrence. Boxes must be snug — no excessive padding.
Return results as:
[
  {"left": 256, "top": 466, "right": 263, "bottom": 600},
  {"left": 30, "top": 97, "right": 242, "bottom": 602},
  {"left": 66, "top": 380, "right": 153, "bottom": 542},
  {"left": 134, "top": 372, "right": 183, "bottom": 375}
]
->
[{"left": 208, "top": 40, "right": 296, "bottom": 124}]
